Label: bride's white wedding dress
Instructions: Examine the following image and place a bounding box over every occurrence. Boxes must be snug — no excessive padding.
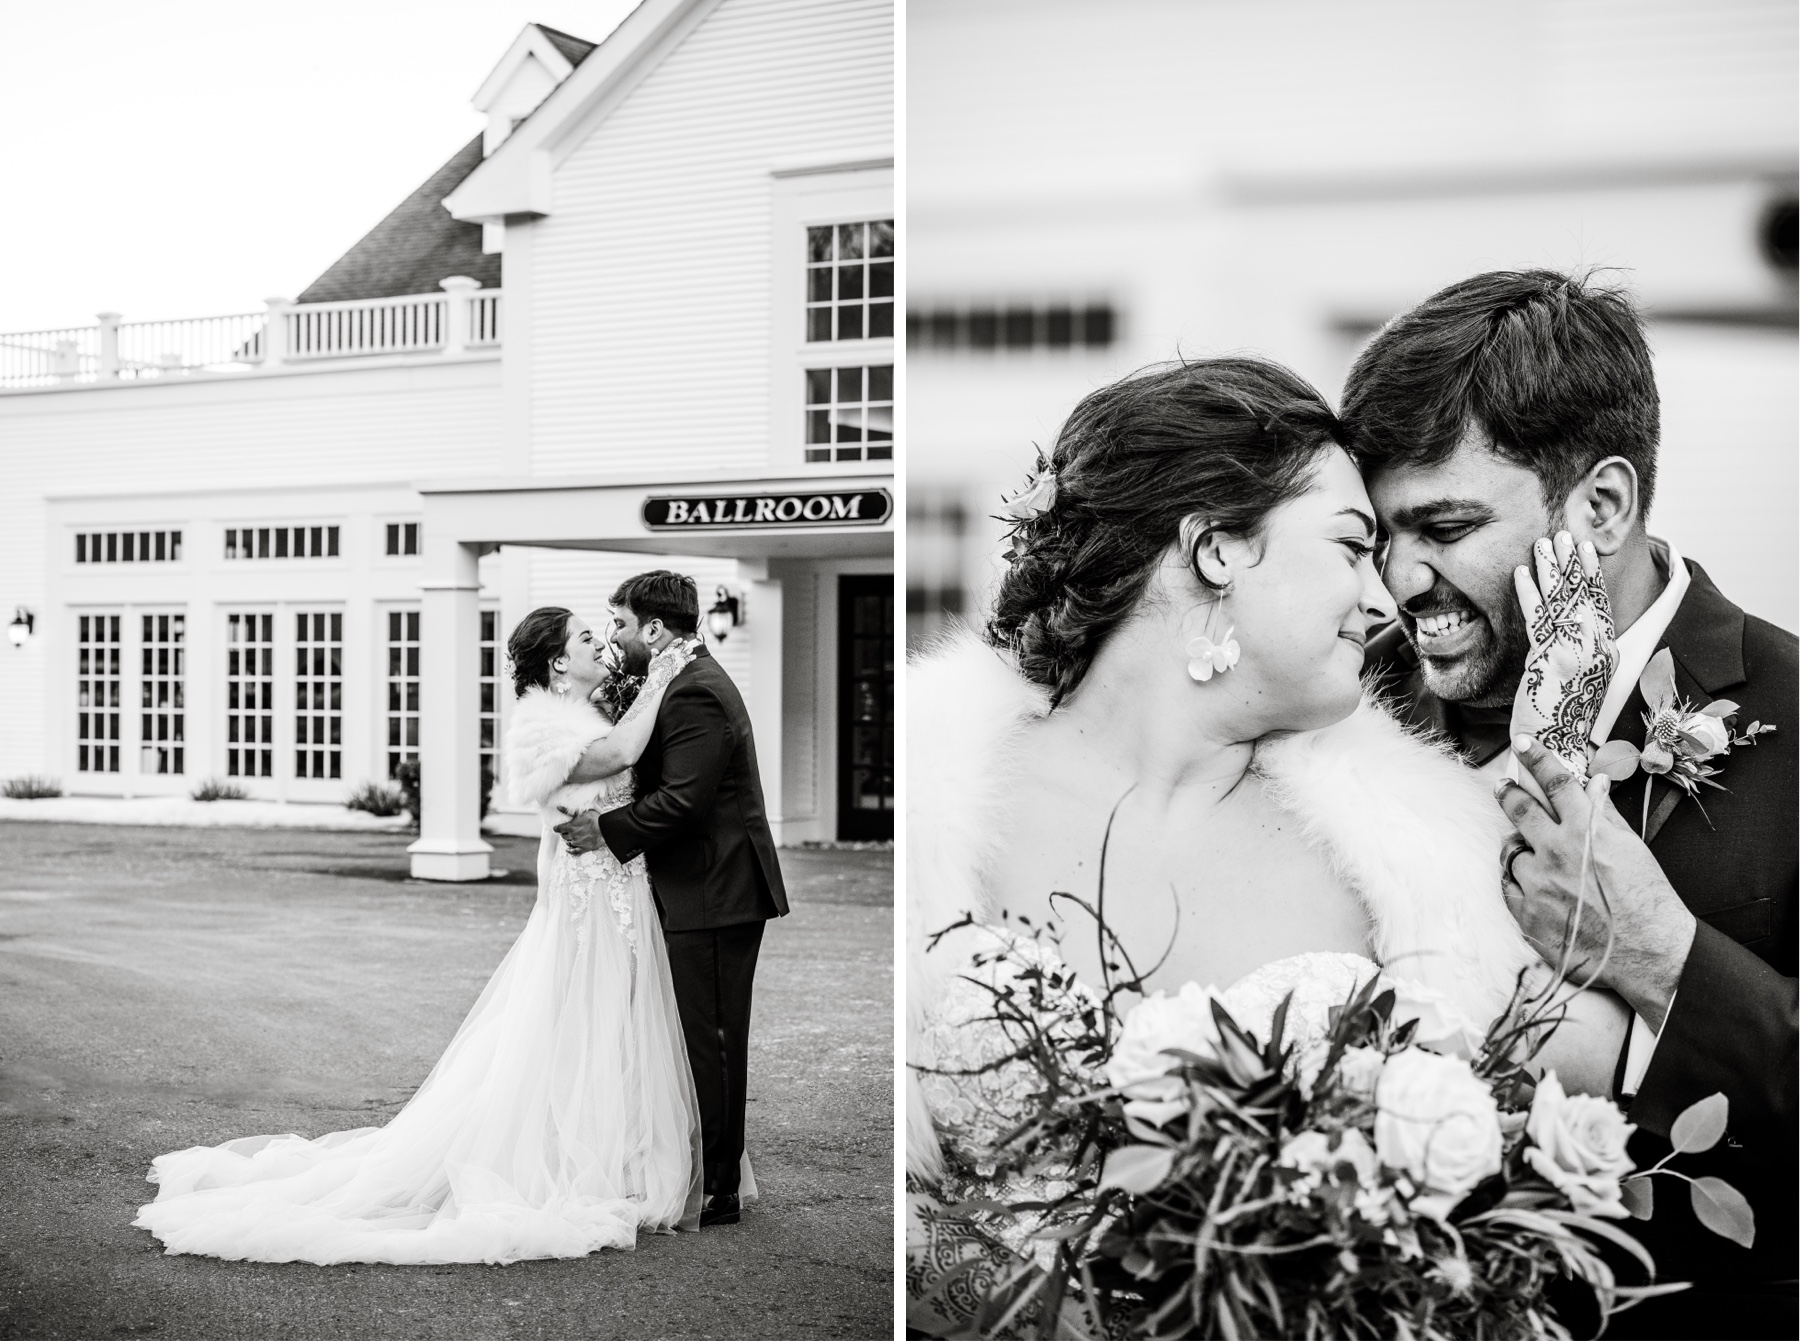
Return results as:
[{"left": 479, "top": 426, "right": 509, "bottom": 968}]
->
[{"left": 134, "top": 686, "right": 702, "bottom": 1264}]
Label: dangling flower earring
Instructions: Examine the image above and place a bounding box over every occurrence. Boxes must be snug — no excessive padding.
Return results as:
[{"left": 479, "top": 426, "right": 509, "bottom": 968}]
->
[
  {"left": 551, "top": 660, "right": 571, "bottom": 696},
  {"left": 1186, "top": 612, "right": 1240, "bottom": 683}
]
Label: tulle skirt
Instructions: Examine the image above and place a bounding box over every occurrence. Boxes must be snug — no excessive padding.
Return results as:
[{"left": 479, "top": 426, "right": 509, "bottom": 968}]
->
[{"left": 133, "top": 823, "right": 704, "bottom": 1265}]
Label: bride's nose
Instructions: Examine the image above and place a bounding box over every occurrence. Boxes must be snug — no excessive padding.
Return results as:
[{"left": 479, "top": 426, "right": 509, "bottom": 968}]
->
[{"left": 1359, "top": 557, "right": 1394, "bottom": 625}]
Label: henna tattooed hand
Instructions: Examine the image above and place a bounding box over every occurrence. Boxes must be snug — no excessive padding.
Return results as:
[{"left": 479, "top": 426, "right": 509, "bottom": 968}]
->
[{"left": 1510, "top": 531, "right": 1618, "bottom": 782}]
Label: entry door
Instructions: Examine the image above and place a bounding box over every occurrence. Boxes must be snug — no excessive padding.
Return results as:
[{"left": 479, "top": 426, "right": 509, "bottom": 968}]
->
[{"left": 837, "top": 575, "right": 894, "bottom": 840}]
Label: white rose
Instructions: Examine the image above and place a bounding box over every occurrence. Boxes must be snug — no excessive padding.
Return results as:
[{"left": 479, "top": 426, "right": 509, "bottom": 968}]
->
[
  {"left": 1337, "top": 1046, "right": 1387, "bottom": 1098},
  {"left": 1374, "top": 1049, "right": 1503, "bottom": 1218},
  {"left": 1679, "top": 712, "right": 1731, "bottom": 758},
  {"left": 1388, "top": 979, "right": 1484, "bottom": 1059},
  {"left": 1106, "top": 983, "right": 1222, "bottom": 1126},
  {"left": 1523, "top": 1070, "right": 1636, "bottom": 1218}
]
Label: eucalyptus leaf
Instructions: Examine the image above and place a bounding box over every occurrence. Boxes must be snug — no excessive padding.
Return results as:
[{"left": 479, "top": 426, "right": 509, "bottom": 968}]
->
[
  {"left": 1592, "top": 740, "right": 1642, "bottom": 781},
  {"left": 1700, "top": 700, "right": 1738, "bottom": 719},
  {"left": 1638, "top": 648, "right": 1677, "bottom": 712},
  {"left": 1669, "top": 1092, "right": 1729, "bottom": 1154},
  {"left": 1099, "top": 1144, "right": 1175, "bottom": 1195},
  {"left": 1690, "top": 1176, "right": 1756, "bottom": 1249},
  {"left": 1619, "top": 1176, "right": 1654, "bottom": 1221}
]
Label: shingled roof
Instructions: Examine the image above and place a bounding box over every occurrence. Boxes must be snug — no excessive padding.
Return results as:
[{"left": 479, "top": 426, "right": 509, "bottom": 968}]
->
[{"left": 296, "top": 135, "right": 501, "bottom": 302}]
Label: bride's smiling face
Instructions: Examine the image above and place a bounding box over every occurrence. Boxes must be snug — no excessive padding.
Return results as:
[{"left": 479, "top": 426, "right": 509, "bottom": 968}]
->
[
  {"left": 1197, "top": 446, "right": 1393, "bottom": 732},
  {"left": 557, "top": 616, "right": 610, "bottom": 694}
]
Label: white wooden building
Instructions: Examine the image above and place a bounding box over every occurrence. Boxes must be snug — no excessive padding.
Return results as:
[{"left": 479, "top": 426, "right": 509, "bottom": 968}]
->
[
  {"left": 0, "top": 0, "right": 895, "bottom": 876},
  {"left": 907, "top": 0, "right": 1797, "bottom": 646}
]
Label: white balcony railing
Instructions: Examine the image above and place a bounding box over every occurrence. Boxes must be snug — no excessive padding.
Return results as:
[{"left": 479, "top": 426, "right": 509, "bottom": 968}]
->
[{"left": 0, "top": 278, "right": 500, "bottom": 391}]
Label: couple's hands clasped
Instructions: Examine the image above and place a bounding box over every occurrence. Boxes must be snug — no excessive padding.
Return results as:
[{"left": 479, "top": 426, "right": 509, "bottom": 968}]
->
[{"left": 555, "top": 639, "right": 696, "bottom": 856}]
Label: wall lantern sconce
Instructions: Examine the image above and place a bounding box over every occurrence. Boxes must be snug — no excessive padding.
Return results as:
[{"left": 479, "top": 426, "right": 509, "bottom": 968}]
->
[
  {"left": 8, "top": 607, "right": 33, "bottom": 649},
  {"left": 706, "top": 586, "right": 743, "bottom": 642}
]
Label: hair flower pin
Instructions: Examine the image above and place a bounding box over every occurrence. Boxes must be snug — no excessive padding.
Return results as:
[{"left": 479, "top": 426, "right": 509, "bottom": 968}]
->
[{"left": 1001, "top": 459, "right": 1058, "bottom": 523}]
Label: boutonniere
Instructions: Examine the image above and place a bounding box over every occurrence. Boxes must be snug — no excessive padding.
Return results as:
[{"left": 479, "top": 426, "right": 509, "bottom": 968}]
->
[{"left": 1591, "top": 647, "right": 1775, "bottom": 840}]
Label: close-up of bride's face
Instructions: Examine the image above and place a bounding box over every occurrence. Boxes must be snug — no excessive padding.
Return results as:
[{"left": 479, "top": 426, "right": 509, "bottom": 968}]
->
[{"left": 1217, "top": 445, "right": 1393, "bottom": 732}]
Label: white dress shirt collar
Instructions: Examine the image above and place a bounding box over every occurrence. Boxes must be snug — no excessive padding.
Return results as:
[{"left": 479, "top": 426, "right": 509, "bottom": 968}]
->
[{"left": 1591, "top": 536, "right": 1689, "bottom": 747}]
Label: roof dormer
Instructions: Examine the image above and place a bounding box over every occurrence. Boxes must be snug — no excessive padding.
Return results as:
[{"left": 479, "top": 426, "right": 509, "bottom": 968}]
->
[{"left": 472, "top": 23, "right": 598, "bottom": 158}]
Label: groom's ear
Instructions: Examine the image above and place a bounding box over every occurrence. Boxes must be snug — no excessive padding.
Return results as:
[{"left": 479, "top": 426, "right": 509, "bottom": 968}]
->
[{"left": 1558, "top": 456, "right": 1641, "bottom": 558}]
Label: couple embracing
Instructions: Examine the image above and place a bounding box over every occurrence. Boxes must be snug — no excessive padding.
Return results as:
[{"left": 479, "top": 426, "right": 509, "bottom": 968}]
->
[
  {"left": 135, "top": 571, "right": 786, "bottom": 1262},
  {"left": 908, "top": 270, "right": 1794, "bottom": 1338}
]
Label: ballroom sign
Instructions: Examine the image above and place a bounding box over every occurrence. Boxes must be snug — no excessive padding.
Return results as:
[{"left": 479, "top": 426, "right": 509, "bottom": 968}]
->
[{"left": 641, "top": 488, "right": 892, "bottom": 531}]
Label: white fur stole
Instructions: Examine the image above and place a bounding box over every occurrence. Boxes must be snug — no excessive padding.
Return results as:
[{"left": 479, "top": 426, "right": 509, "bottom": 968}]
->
[
  {"left": 906, "top": 629, "right": 1535, "bottom": 1180},
  {"left": 505, "top": 687, "right": 610, "bottom": 810}
]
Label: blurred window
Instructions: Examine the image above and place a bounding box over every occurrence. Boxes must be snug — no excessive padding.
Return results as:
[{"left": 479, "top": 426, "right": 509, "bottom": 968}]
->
[
  {"left": 479, "top": 608, "right": 498, "bottom": 809},
  {"left": 225, "top": 612, "right": 275, "bottom": 779},
  {"left": 806, "top": 220, "right": 895, "bottom": 343},
  {"left": 386, "top": 608, "right": 422, "bottom": 780},
  {"left": 75, "top": 529, "right": 181, "bottom": 564},
  {"left": 804, "top": 363, "right": 893, "bottom": 463},
  {"left": 140, "top": 612, "right": 185, "bottom": 776},
  {"left": 906, "top": 492, "right": 970, "bottom": 651},
  {"left": 907, "top": 303, "right": 1117, "bottom": 353},
  {"left": 294, "top": 611, "right": 343, "bottom": 782},
  {"left": 224, "top": 524, "right": 339, "bottom": 560},
  {"left": 384, "top": 522, "right": 421, "bottom": 557},
  {"left": 76, "top": 613, "right": 122, "bottom": 774}
]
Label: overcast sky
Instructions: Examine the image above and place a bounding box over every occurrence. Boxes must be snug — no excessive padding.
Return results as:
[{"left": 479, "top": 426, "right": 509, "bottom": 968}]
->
[{"left": 0, "top": 0, "right": 640, "bottom": 333}]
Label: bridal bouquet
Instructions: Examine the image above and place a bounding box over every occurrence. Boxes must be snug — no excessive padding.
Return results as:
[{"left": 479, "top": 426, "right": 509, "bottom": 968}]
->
[{"left": 912, "top": 907, "right": 1752, "bottom": 1341}]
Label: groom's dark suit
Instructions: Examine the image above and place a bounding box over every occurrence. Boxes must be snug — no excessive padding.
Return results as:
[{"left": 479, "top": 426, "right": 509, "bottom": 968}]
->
[
  {"left": 1367, "top": 559, "right": 1798, "bottom": 1339},
  {"left": 599, "top": 644, "right": 789, "bottom": 1200}
]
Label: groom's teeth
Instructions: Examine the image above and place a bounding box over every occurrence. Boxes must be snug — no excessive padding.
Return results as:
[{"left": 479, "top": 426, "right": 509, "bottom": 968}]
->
[{"left": 1418, "top": 611, "right": 1472, "bottom": 637}]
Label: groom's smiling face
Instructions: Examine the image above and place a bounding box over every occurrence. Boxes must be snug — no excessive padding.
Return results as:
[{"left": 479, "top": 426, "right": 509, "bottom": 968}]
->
[
  {"left": 609, "top": 605, "right": 663, "bottom": 676},
  {"left": 1368, "top": 433, "right": 1555, "bottom": 706}
]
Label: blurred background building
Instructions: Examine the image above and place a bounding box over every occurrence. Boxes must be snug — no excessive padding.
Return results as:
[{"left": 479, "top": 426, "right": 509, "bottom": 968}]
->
[
  {"left": 907, "top": 0, "right": 1797, "bottom": 647},
  {"left": 0, "top": 0, "right": 894, "bottom": 871}
]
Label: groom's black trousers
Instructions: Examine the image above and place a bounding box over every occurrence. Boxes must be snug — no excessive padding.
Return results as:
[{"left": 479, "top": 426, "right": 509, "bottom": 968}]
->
[{"left": 662, "top": 920, "right": 764, "bottom": 1199}]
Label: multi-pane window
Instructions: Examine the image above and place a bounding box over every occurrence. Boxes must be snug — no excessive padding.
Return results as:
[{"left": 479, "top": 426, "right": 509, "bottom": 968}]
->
[
  {"left": 905, "top": 491, "right": 971, "bottom": 652},
  {"left": 225, "top": 525, "right": 339, "bottom": 560},
  {"left": 479, "top": 610, "right": 498, "bottom": 806},
  {"left": 294, "top": 611, "right": 343, "bottom": 781},
  {"left": 77, "top": 614, "right": 122, "bottom": 773},
  {"left": 387, "top": 610, "right": 421, "bottom": 779},
  {"left": 139, "top": 614, "right": 185, "bottom": 775},
  {"left": 385, "top": 522, "right": 420, "bottom": 556},
  {"left": 806, "top": 220, "right": 894, "bottom": 342},
  {"left": 906, "top": 302, "right": 1117, "bottom": 352},
  {"left": 76, "top": 530, "right": 182, "bottom": 563},
  {"left": 805, "top": 364, "right": 893, "bottom": 463},
  {"left": 226, "top": 613, "right": 275, "bottom": 778}
]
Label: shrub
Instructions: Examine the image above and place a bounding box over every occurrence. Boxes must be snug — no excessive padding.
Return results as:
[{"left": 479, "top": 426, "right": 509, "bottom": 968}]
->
[
  {"left": 345, "top": 780, "right": 406, "bottom": 817},
  {"left": 2, "top": 775, "right": 62, "bottom": 799},
  {"left": 190, "top": 778, "right": 248, "bottom": 802},
  {"left": 396, "top": 758, "right": 422, "bottom": 825}
]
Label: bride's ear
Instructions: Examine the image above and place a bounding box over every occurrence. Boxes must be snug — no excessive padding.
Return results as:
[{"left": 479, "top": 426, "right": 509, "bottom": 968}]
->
[{"left": 1180, "top": 514, "right": 1238, "bottom": 589}]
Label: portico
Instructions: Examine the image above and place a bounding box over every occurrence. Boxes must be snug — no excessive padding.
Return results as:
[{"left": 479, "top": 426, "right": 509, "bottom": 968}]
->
[{"left": 407, "top": 469, "right": 894, "bottom": 881}]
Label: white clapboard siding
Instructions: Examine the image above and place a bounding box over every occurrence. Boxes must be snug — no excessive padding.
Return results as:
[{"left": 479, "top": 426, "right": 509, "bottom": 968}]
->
[
  {"left": 528, "top": 0, "right": 892, "bottom": 475},
  {"left": 0, "top": 362, "right": 502, "bottom": 775}
]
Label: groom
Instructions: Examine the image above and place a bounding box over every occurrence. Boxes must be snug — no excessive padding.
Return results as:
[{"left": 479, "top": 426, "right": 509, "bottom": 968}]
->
[
  {"left": 554, "top": 570, "right": 789, "bottom": 1227},
  {"left": 1347, "top": 270, "right": 1796, "bottom": 1339}
]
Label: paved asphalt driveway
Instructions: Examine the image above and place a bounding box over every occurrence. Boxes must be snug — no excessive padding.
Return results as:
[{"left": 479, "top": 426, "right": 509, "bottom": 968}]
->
[{"left": 0, "top": 823, "right": 893, "bottom": 1340}]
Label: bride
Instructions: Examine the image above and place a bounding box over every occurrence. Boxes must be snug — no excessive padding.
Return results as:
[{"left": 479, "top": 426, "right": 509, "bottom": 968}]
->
[
  {"left": 135, "top": 607, "right": 702, "bottom": 1264},
  {"left": 907, "top": 357, "right": 1630, "bottom": 1326}
]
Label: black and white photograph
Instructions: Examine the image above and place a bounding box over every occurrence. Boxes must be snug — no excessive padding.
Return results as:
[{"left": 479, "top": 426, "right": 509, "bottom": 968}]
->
[
  {"left": 905, "top": 2, "right": 1794, "bottom": 1339},
  {"left": 0, "top": 1, "right": 893, "bottom": 1338}
]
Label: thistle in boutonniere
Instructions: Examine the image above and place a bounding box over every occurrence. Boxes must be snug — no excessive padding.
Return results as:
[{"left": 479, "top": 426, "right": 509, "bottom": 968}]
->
[{"left": 1590, "top": 647, "right": 1775, "bottom": 839}]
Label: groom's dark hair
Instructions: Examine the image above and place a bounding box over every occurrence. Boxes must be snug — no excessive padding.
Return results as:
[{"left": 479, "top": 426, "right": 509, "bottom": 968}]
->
[
  {"left": 1341, "top": 268, "right": 1660, "bottom": 517},
  {"left": 611, "top": 570, "right": 700, "bottom": 634}
]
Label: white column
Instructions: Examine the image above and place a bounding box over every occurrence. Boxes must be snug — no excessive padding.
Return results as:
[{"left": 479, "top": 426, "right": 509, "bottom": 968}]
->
[
  {"left": 409, "top": 538, "right": 493, "bottom": 881},
  {"left": 737, "top": 559, "right": 784, "bottom": 845},
  {"left": 439, "top": 276, "right": 479, "bottom": 356},
  {"left": 262, "top": 297, "right": 292, "bottom": 369},
  {"left": 96, "top": 313, "right": 121, "bottom": 379}
]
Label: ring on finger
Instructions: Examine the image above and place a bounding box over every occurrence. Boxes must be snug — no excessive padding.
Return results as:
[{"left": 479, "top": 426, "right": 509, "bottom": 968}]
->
[{"left": 1501, "top": 835, "right": 1531, "bottom": 883}]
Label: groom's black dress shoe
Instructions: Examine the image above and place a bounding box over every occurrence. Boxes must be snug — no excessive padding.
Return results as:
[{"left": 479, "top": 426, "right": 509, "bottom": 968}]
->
[{"left": 699, "top": 1194, "right": 740, "bottom": 1227}]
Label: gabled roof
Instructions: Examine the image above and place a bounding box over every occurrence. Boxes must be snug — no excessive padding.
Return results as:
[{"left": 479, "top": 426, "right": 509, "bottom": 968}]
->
[
  {"left": 536, "top": 24, "right": 598, "bottom": 68},
  {"left": 297, "top": 135, "right": 500, "bottom": 303}
]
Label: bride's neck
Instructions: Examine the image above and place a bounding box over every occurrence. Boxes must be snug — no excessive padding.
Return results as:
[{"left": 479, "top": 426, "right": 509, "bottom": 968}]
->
[{"left": 1046, "top": 618, "right": 1258, "bottom": 799}]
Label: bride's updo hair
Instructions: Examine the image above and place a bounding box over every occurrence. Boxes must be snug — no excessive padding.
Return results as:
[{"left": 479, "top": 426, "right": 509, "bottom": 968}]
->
[
  {"left": 507, "top": 606, "right": 574, "bottom": 697},
  {"left": 989, "top": 357, "right": 1348, "bottom": 706}
]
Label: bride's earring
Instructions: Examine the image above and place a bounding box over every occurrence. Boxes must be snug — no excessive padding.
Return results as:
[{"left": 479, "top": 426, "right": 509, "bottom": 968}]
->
[
  {"left": 1185, "top": 605, "right": 1240, "bottom": 682},
  {"left": 551, "top": 659, "right": 570, "bottom": 696}
]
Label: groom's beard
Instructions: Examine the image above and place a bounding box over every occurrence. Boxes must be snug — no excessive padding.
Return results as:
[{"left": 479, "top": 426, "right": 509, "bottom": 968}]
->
[
  {"left": 621, "top": 640, "right": 652, "bottom": 676},
  {"left": 1400, "top": 580, "right": 1529, "bottom": 708}
]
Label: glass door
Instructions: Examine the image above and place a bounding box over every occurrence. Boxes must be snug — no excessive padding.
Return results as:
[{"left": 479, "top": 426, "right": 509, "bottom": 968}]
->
[{"left": 837, "top": 574, "right": 894, "bottom": 840}]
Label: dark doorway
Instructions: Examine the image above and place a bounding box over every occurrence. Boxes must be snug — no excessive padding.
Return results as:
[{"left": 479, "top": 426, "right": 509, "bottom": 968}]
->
[{"left": 837, "top": 574, "right": 894, "bottom": 840}]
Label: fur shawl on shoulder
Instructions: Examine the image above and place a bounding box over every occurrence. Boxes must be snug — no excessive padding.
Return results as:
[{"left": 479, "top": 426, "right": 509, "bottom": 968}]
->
[
  {"left": 907, "top": 629, "right": 1535, "bottom": 1177},
  {"left": 505, "top": 687, "right": 611, "bottom": 811}
]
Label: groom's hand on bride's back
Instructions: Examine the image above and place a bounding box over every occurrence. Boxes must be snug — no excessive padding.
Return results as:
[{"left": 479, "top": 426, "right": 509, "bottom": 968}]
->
[
  {"left": 1495, "top": 735, "right": 1696, "bottom": 1031},
  {"left": 554, "top": 806, "right": 603, "bottom": 855}
]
